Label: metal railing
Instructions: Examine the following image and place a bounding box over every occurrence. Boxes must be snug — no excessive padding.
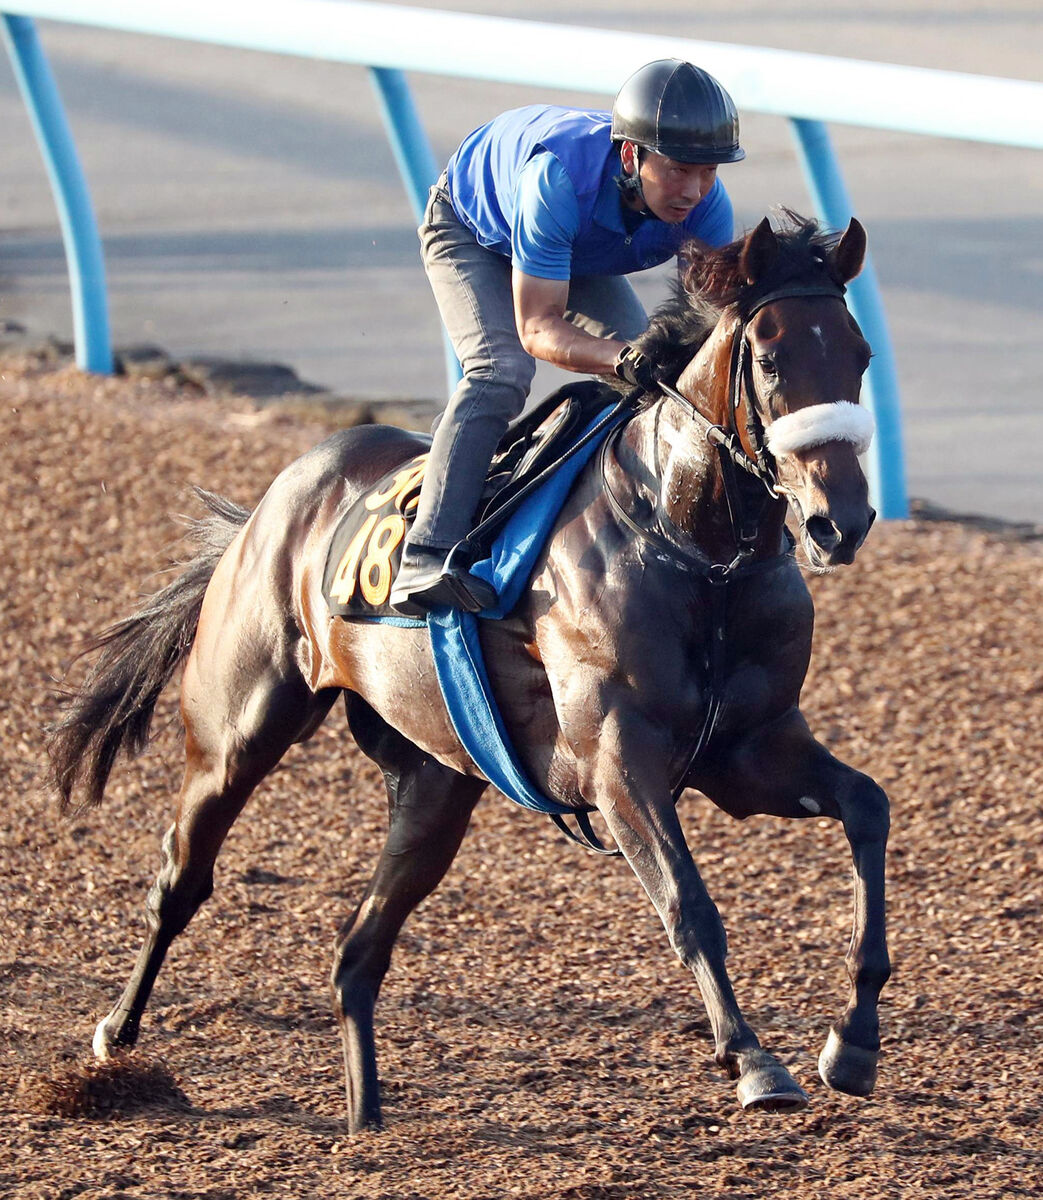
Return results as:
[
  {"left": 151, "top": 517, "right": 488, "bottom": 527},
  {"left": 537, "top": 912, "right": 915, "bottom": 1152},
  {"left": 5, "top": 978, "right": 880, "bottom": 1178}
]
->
[{"left": 4, "top": 1, "right": 1042, "bottom": 516}]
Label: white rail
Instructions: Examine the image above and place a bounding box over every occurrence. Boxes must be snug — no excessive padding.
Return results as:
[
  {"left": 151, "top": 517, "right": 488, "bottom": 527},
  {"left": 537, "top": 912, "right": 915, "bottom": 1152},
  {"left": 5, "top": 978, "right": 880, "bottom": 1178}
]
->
[
  {"left": 6, "top": 1, "right": 1041, "bottom": 515},
  {"left": 8, "top": 0, "right": 1043, "bottom": 148}
]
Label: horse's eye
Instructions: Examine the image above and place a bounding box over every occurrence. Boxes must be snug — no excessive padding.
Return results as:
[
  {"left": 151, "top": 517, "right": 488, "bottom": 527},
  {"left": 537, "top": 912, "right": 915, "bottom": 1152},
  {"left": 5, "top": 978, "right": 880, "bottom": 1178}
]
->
[{"left": 757, "top": 356, "right": 778, "bottom": 378}]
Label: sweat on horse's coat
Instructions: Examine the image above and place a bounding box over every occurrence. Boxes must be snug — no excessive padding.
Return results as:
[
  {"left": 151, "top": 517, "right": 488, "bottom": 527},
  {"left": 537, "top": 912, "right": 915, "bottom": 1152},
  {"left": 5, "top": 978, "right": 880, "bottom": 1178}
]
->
[
  {"left": 418, "top": 404, "right": 624, "bottom": 815},
  {"left": 48, "top": 212, "right": 891, "bottom": 1134},
  {"left": 765, "top": 400, "right": 875, "bottom": 458}
]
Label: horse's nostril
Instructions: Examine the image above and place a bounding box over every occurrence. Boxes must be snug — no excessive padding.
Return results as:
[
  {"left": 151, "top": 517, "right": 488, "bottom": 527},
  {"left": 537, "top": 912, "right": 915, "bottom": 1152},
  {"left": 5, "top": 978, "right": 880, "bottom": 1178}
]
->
[{"left": 806, "top": 515, "right": 841, "bottom": 550}]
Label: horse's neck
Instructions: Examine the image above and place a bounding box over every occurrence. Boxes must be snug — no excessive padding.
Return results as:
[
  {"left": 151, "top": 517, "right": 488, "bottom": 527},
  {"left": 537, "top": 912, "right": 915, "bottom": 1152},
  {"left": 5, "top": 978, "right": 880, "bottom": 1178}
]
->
[{"left": 619, "top": 320, "right": 783, "bottom": 561}]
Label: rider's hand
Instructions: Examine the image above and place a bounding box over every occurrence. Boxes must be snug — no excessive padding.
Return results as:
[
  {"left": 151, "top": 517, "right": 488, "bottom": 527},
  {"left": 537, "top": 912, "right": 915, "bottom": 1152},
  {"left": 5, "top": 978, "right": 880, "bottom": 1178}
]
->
[{"left": 613, "top": 345, "right": 660, "bottom": 392}]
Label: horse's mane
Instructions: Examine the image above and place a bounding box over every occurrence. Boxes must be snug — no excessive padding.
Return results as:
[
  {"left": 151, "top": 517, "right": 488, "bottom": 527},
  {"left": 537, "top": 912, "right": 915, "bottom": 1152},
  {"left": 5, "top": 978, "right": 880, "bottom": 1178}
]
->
[{"left": 632, "top": 210, "right": 845, "bottom": 386}]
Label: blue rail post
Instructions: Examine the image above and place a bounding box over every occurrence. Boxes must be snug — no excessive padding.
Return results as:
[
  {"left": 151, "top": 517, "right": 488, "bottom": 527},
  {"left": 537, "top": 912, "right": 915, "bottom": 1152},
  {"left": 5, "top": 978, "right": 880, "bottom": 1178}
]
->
[
  {"left": 369, "top": 65, "right": 462, "bottom": 395},
  {"left": 790, "top": 117, "right": 908, "bottom": 518},
  {"left": 2, "top": 14, "right": 113, "bottom": 373}
]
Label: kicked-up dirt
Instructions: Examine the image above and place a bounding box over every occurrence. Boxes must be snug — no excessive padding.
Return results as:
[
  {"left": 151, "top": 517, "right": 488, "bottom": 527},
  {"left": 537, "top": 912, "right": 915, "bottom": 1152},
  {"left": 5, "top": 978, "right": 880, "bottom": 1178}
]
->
[{"left": 1, "top": 356, "right": 1041, "bottom": 1199}]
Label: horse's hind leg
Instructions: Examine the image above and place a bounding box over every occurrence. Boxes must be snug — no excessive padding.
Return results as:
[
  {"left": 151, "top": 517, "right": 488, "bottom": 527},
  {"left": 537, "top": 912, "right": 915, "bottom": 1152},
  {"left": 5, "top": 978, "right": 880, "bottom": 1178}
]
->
[
  {"left": 94, "top": 656, "right": 338, "bottom": 1059},
  {"left": 332, "top": 696, "right": 485, "bottom": 1132}
]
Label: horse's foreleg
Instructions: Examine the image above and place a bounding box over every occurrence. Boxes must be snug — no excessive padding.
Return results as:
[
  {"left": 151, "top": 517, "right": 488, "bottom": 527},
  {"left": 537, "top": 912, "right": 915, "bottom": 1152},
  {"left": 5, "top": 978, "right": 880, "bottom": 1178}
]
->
[
  {"left": 585, "top": 715, "right": 807, "bottom": 1112},
  {"left": 333, "top": 698, "right": 484, "bottom": 1133},
  {"left": 94, "top": 669, "right": 338, "bottom": 1059},
  {"left": 705, "top": 709, "right": 891, "bottom": 1097},
  {"left": 819, "top": 789, "right": 889, "bottom": 1096},
  {"left": 819, "top": 770, "right": 890, "bottom": 1096}
]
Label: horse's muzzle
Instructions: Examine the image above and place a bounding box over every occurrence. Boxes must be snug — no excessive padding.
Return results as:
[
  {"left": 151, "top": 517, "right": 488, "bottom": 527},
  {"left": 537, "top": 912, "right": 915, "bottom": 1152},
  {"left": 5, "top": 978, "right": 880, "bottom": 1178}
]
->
[{"left": 804, "top": 506, "right": 876, "bottom": 566}]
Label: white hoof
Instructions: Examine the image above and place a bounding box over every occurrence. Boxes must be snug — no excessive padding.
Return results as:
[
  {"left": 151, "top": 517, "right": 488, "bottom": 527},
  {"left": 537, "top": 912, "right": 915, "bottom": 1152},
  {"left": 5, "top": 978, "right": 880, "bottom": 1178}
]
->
[{"left": 92, "top": 1018, "right": 115, "bottom": 1060}]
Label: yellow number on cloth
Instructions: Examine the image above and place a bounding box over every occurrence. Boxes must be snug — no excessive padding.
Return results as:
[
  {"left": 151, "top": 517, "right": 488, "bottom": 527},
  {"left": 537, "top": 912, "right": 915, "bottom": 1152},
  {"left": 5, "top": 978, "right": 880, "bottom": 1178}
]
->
[
  {"left": 360, "top": 514, "right": 407, "bottom": 606},
  {"left": 364, "top": 455, "right": 428, "bottom": 512},
  {"left": 330, "top": 513, "right": 379, "bottom": 604}
]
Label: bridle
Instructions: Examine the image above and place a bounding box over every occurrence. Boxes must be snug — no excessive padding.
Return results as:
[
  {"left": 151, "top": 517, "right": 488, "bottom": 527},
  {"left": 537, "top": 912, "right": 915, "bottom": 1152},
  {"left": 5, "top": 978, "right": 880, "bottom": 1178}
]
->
[
  {"left": 660, "top": 279, "right": 849, "bottom": 559},
  {"left": 597, "top": 279, "right": 852, "bottom": 810},
  {"left": 605, "top": 279, "right": 849, "bottom": 578}
]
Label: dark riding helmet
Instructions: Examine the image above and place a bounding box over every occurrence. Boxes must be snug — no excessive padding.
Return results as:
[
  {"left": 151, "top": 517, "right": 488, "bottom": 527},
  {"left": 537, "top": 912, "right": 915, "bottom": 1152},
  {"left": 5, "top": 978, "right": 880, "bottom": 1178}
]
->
[{"left": 611, "top": 59, "right": 745, "bottom": 164}]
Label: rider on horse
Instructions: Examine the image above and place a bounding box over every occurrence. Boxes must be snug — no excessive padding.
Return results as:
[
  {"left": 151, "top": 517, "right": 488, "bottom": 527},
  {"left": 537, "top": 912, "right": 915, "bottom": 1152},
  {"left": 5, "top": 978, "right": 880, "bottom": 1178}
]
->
[{"left": 390, "top": 58, "right": 747, "bottom": 616}]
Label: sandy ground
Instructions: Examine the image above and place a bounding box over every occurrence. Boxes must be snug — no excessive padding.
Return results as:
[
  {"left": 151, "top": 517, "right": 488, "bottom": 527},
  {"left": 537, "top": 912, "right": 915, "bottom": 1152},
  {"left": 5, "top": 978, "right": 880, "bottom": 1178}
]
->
[{"left": 1, "top": 355, "right": 1041, "bottom": 1199}]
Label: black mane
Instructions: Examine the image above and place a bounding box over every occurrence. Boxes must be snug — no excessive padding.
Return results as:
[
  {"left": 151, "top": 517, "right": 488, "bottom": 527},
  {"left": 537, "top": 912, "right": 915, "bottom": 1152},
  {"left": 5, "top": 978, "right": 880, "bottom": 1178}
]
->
[{"left": 632, "top": 211, "right": 845, "bottom": 386}]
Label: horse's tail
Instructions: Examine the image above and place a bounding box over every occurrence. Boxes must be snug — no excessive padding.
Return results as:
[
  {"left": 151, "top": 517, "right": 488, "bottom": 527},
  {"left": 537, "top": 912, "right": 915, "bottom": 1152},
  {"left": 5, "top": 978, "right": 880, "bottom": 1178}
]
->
[{"left": 47, "top": 489, "right": 252, "bottom": 814}]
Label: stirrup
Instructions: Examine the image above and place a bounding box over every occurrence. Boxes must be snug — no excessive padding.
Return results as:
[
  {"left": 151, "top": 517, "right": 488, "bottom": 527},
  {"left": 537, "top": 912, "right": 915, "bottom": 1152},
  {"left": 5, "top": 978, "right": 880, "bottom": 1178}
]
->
[
  {"left": 439, "top": 542, "right": 496, "bottom": 610},
  {"left": 389, "top": 543, "right": 497, "bottom": 616}
]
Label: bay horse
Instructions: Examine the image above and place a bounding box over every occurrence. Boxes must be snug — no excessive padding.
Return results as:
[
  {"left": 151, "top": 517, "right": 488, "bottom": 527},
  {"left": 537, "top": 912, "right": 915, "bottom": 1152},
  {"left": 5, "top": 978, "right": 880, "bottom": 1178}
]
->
[{"left": 49, "top": 213, "right": 890, "bottom": 1130}]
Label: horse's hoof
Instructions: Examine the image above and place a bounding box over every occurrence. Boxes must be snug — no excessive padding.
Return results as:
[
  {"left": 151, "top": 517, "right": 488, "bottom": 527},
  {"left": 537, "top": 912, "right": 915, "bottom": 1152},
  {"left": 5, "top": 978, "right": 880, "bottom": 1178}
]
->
[
  {"left": 92, "top": 1011, "right": 136, "bottom": 1060},
  {"left": 818, "top": 1027, "right": 878, "bottom": 1096},
  {"left": 93, "top": 1018, "right": 117, "bottom": 1060},
  {"left": 735, "top": 1052, "right": 809, "bottom": 1112}
]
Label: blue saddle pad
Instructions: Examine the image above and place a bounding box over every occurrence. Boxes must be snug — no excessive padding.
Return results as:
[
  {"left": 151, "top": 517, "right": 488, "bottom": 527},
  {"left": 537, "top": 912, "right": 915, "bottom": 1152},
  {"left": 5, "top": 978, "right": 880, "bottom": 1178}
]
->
[
  {"left": 322, "top": 400, "right": 626, "bottom": 813},
  {"left": 428, "top": 404, "right": 622, "bottom": 815}
]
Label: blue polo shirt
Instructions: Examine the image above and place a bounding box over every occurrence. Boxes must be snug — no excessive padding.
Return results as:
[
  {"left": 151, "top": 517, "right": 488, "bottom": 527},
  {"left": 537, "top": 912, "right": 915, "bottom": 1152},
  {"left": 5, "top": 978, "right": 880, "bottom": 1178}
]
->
[{"left": 446, "top": 105, "right": 734, "bottom": 280}]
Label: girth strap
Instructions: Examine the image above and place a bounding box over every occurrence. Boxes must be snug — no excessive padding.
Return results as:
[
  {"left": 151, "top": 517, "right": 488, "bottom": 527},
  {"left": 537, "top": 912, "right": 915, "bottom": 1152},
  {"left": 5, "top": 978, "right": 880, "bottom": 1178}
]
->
[
  {"left": 671, "top": 578, "right": 728, "bottom": 802},
  {"left": 550, "top": 810, "right": 620, "bottom": 856}
]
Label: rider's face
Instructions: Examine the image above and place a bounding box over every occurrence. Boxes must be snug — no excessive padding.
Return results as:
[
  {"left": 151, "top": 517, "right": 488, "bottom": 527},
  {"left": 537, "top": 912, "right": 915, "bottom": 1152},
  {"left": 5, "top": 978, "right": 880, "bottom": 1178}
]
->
[{"left": 621, "top": 143, "right": 718, "bottom": 224}]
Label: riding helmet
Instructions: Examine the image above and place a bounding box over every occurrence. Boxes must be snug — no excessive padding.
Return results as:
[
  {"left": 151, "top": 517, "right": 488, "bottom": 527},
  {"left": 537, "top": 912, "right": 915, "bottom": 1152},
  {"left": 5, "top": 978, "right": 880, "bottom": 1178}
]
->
[{"left": 611, "top": 59, "right": 745, "bottom": 164}]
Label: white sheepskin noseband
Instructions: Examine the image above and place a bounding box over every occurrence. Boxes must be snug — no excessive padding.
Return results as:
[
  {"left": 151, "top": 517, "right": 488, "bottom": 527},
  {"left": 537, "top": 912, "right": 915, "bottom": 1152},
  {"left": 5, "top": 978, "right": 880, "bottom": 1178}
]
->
[{"left": 765, "top": 402, "right": 875, "bottom": 458}]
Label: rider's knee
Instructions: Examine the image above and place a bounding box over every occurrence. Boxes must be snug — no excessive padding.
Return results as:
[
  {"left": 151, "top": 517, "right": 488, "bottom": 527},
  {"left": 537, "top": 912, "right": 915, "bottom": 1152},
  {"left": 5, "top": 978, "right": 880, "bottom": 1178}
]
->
[{"left": 462, "top": 352, "right": 536, "bottom": 412}]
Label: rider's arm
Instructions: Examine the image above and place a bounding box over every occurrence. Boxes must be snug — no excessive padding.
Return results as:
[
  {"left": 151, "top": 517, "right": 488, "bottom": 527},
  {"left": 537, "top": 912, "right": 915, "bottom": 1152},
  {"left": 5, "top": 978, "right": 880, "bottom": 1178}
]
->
[
  {"left": 510, "top": 153, "right": 624, "bottom": 376},
  {"left": 512, "top": 272, "right": 624, "bottom": 375}
]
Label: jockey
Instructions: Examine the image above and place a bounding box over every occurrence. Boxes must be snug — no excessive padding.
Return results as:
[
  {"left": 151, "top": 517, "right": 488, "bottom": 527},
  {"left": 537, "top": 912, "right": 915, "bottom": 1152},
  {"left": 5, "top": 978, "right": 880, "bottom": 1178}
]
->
[{"left": 390, "top": 58, "right": 746, "bottom": 616}]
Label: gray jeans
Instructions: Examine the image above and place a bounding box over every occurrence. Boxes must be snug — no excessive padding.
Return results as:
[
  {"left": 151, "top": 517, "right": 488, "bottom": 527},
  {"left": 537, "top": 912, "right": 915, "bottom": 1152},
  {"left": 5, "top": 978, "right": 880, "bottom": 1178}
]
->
[{"left": 406, "top": 179, "right": 648, "bottom": 555}]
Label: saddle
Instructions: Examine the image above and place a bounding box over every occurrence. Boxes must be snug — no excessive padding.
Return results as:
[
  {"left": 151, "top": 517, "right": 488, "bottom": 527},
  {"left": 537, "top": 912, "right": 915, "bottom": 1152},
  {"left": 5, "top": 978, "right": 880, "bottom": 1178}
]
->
[
  {"left": 480, "top": 379, "right": 615, "bottom": 522},
  {"left": 323, "top": 379, "right": 619, "bottom": 620}
]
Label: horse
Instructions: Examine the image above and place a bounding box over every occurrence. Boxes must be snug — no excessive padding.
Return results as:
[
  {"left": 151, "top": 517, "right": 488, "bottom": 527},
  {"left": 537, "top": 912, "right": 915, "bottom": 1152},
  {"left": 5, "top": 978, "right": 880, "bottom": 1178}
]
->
[{"left": 48, "top": 212, "right": 890, "bottom": 1131}]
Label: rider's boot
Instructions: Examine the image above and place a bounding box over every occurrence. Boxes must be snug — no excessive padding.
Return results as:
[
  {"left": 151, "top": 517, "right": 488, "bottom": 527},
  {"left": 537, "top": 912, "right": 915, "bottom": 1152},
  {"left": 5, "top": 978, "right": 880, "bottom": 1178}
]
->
[{"left": 389, "top": 544, "right": 498, "bottom": 618}]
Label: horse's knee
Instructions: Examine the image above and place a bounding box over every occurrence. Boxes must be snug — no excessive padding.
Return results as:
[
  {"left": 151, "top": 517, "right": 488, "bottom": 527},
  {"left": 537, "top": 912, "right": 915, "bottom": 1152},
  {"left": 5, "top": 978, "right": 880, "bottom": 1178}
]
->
[{"left": 838, "top": 775, "right": 890, "bottom": 844}]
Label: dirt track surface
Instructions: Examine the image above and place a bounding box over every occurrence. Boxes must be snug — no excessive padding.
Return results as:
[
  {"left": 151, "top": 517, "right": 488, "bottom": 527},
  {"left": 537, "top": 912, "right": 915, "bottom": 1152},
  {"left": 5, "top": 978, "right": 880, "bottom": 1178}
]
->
[{"left": 1, "top": 357, "right": 1041, "bottom": 1199}]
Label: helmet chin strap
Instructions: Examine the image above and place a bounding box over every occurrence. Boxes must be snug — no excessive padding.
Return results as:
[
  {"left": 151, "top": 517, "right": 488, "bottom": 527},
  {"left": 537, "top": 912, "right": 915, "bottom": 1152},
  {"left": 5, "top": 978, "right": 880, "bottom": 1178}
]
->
[{"left": 618, "top": 142, "right": 652, "bottom": 216}]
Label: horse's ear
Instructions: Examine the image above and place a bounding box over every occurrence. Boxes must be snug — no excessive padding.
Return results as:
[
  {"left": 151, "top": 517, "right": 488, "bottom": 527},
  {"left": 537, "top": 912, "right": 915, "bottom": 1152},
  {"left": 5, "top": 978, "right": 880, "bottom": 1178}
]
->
[
  {"left": 739, "top": 218, "right": 778, "bottom": 285},
  {"left": 833, "top": 217, "right": 867, "bottom": 284}
]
